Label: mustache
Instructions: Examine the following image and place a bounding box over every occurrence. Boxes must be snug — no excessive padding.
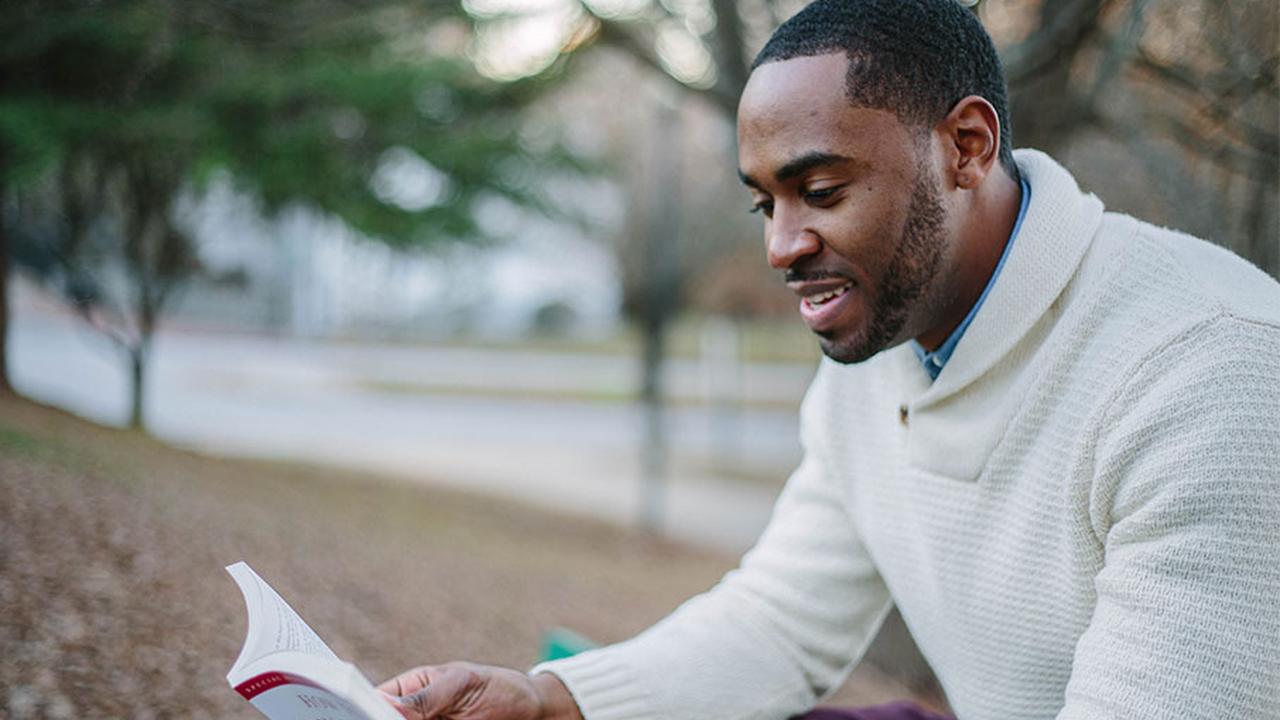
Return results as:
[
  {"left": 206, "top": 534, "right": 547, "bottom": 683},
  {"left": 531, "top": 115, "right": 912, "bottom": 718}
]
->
[{"left": 784, "top": 268, "right": 853, "bottom": 284}]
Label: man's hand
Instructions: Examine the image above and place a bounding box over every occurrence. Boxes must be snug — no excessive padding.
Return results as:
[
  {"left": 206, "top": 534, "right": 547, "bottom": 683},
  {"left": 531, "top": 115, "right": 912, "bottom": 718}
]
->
[{"left": 378, "top": 662, "right": 583, "bottom": 720}]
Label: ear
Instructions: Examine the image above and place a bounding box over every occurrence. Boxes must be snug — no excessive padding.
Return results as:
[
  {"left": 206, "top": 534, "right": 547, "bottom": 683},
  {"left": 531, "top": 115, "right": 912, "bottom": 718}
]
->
[{"left": 937, "top": 95, "right": 1001, "bottom": 190}]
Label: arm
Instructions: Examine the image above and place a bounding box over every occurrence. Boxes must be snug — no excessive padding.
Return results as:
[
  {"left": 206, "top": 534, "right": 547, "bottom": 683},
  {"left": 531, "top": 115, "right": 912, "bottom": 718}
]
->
[
  {"left": 534, "top": 367, "right": 893, "bottom": 720},
  {"left": 1058, "top": 318, "right": 1280, "bottom": 719},
  {"left": 381, "top": 364, "right": 892, "bottom": 720}
]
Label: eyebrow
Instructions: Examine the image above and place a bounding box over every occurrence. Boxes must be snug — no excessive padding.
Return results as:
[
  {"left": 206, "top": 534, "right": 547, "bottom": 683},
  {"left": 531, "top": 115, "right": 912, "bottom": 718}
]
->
[{"left": 738, "top": 151, "right": 857, "bottom": 188}]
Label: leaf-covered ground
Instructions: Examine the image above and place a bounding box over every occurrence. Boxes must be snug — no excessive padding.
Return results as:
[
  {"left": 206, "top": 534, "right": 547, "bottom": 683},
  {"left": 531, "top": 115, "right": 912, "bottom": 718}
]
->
[{"left": 0, "top": 396, "right": 923, "bottom": 718}]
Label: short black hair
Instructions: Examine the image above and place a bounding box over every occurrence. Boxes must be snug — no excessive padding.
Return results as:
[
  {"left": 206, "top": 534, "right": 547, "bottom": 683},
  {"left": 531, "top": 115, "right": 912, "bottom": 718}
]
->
[{"left": 753, "top": 0, "right": 1018, "bottom": 180}]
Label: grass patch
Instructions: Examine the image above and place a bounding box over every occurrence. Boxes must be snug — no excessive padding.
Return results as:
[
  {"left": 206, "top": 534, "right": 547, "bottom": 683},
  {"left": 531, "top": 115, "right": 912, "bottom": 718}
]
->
[
  {"left": 0, "top": 416, "right": 144, "bottom": 489},
  {"left": 0, "top": 393, "right": 926, "bottom": 718},
  {"left": 0, "top": 424, "right": 44, "bottom": 459}
]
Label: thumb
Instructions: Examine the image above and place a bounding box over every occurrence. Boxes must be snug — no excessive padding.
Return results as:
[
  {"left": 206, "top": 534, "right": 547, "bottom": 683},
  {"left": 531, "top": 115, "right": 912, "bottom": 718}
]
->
[
  {"left": 379, "top": 690, "right": 410, "bottom": 718},
  {"left": 395, "top": 665, "right": 472, "bottom": 720},
  {"left": 383, "top": 663, "right": 485, "bottom": 719},
  {"left": 396, "top": 685, "right": 439, "bottom": 720}
]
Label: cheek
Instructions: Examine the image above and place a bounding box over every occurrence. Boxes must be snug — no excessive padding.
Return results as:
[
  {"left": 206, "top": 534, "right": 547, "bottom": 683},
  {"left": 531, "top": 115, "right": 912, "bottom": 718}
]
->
[{"left": 823, "top": 190, "right": 906, "bottom": 272}]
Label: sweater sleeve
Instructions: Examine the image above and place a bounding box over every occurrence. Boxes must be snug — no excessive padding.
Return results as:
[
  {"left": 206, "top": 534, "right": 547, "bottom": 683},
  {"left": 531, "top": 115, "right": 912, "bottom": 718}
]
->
[
  {"left": 532, "top": 368, "right": 893, "bottom": 720},
  {"left": 1058, "top": 316, "right": 1280, "bottom": 719}
]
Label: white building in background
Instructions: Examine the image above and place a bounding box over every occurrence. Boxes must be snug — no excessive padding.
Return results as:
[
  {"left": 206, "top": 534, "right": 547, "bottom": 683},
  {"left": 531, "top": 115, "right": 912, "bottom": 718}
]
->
[{"left": 177, "top": 172, "right": 623, "bottom": 341}]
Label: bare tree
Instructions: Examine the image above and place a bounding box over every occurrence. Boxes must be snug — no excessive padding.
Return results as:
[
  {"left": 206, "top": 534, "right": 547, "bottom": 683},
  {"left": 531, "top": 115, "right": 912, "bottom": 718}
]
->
[
  {"left": 994, "top": 0, "right": 1278, "bottom": 275},
  {"left": 19, "top": 155, "right": 198, "bottom": 430},
  {"left": 0, "top": 173, "right": 11, "bottom": 396},
  {"left": 3, "top": 0, "right": 575, "bottom": 424},
  {"left": 538, "top": 0, "right": 1278, "bottom": 277}
]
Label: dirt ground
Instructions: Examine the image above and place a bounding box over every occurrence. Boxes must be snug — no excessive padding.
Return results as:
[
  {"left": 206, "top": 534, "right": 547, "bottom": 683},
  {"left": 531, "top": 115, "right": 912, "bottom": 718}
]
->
[{"left": 0, "top": 395, "right": 928, "bottom": 718}]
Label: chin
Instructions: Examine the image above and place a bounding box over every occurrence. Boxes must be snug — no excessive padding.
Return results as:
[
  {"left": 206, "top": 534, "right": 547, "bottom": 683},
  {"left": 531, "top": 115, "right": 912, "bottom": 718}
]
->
[
  {"left": 816, "top": 329, "right": 883, "bottom": 365},
  {"left": 815, "top": 312, "right": 912, "bottom": 365}
]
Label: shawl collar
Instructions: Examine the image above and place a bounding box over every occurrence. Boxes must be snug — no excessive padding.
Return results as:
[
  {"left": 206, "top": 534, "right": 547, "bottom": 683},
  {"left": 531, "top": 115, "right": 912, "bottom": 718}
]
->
[{"left": 914, "top": 149, "right": 1104, "bottom": 409}]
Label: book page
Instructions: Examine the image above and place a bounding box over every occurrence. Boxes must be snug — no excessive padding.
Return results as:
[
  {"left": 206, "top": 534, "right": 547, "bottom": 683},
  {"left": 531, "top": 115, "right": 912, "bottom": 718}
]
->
[
  {"left": 227, "top": 564, "right": 401, "bottom": 720},
  {"left": 234, "top": 654, "right": 402, "bottom": 720},
  {"left": 227, "top": 562, "right": 340, "bottom": 672},
  {"left": 240, "top": 671, "right": 371, "bottom": 720}
]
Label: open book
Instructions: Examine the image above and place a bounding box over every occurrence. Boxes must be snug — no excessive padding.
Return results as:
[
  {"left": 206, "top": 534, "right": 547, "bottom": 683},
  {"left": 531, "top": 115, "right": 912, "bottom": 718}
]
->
[{"left": 226, "top": 562, "right": 401, "bottom": 720}]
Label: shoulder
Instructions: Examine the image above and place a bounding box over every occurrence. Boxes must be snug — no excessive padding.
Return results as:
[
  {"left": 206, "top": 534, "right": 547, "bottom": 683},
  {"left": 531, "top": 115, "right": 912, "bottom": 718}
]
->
[
  {"left": 1085, "top": 212, "right": 1280, "bottom": 328},
  {"left": 1083, "top": 217, "right": 1280, "bottom": 448},
  {"left": 1060, "top": 212, "right": 1280, "bottom": 395},
  {"left": 1047, "top": 213, "right": 1280, "bottom": 512}
]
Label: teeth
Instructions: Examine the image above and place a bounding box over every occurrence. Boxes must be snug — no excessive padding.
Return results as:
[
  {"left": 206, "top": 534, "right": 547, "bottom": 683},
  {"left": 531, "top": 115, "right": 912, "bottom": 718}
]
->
[{"left": 807, "top": 283, "right": 852, "bottom": 306}]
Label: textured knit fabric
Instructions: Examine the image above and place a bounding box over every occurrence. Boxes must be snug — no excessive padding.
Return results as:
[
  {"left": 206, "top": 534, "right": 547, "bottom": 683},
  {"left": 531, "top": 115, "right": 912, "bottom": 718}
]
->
[{"left": 533, "top": 150, "right": 1280, "bottom": 720}]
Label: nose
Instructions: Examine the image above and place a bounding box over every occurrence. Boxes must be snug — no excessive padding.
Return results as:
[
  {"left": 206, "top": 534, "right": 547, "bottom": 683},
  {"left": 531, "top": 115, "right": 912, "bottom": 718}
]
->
[{"left": 766, "top": 211, "right": 822, "bottom": 269}]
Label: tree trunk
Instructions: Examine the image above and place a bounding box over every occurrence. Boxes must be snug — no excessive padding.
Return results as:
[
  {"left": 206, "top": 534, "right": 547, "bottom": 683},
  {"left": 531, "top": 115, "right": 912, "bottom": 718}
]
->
[
  {"left": 127, "top": 260, "right": 163, "bottom": 433},
  {"left": 1005, "top": 0, "right": 1106, "bottom": 154},
  {"left": 1245, "top": 157, "right": 1279, "bottom": 280},
  {"left": 127, "top": 344, "right": 147, "bottom": 430},
  {"left": 637, "top": 100, "right": 683, "bottom": 534},
  {"left": 709, "top": 0, "right": 750, "bottom": 109},
  {"left": 639, "top": 313, "right": 668, "bottom": 532},
  {"left": 0, "top": 180, "right": 11, "bottom": 395}
]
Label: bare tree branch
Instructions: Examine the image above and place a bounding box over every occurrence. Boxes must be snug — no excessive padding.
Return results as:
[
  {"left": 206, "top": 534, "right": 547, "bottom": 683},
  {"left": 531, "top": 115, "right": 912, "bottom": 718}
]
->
[
  {"left": 709, "top": 0, "right": 751, "bottom": 105},
  {"left": 763, "top": 0, "right": 789, "bottom": 28},
  {"left": 1134, "top": 111, "right": 1279, "bottom": 175},
  {"left": 73, "top": 302, "right": 135, "bottom": 354},
  {"left": 1004, "top": 0, "right": 1111, "bottom": 87},
  {"left": 1083, "top": 0, "right": 1152, "bottom": 107},
  {"left": 1244, "top": 150, "right": 1279, "bottom": 273},
  {"left": 574, "top": 0, "right": 739, "bottom": 116},
  {"left": 1131, "top": 53, "right": 1280, "bottom": 159},
  {"left": 1134, "top": 49, "right": 1278, "bottom": 103},
  {"left": 589, "top": 16, "right": 666, "bottom": 79}
]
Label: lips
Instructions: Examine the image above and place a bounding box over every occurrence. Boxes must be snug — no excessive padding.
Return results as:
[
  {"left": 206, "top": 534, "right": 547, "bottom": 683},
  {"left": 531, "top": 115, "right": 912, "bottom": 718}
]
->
[
  {"left": 804, "top": 282, "right": 853, "bottom": 307},
  {"left": 789, "top": 276, "right": 859, "bottom": 333}
]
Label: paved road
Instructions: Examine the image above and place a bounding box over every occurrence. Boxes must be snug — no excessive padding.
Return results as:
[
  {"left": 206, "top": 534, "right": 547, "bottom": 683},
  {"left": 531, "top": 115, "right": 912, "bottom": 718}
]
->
[{"left": 8, "top": 289, "right": 817, "bottom": 553}]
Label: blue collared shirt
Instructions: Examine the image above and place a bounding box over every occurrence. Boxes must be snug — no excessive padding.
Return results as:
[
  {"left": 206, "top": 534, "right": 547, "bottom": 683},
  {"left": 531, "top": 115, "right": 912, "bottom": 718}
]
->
[{"left": 911, "top": 176, "right": 1031, "bottom": 380}]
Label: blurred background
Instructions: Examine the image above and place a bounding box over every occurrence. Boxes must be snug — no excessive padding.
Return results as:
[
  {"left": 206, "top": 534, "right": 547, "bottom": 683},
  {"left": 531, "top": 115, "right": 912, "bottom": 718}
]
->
[{"left": 0, "top": 0, "right": 1275, "bottom": 717}]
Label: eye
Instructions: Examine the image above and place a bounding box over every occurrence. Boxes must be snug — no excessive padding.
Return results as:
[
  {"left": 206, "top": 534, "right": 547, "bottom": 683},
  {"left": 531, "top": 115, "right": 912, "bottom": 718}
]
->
[
  {"left": 749, "top": 199, "right": 774, "bottom": 218},
  {"left": 803, "top": 184, "right": 844, "bottom": 206}
]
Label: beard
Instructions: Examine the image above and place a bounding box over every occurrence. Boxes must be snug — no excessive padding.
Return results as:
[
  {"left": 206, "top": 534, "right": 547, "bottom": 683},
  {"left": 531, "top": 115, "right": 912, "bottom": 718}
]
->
[{"left": 818, "top": 162, "right": 947, "bottom": 364}]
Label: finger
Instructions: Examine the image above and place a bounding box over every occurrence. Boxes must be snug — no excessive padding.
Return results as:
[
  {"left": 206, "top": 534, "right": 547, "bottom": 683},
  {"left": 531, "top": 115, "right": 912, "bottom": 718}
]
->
[
  {"left": 396, "top": 665, "right": 475, "bottom": 720},
  {"left": 378, "top": 667, "right": 432, "bottom": 697},
  {"left": 399, "top": 687, "right": 436, "bottom": 720},
  {"left": 379, "top": 691, "right": 417, "bottom": 720}
]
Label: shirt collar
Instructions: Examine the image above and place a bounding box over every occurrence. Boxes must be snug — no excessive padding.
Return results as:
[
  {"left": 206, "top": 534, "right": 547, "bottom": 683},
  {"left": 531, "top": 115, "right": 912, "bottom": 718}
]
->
[{"left": 911, "top": 175, "right": 1031, "bottom": 380}]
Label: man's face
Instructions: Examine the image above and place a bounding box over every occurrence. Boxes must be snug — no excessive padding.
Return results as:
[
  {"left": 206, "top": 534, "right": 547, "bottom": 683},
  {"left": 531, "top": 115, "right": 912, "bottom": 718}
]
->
[{"left": 737, "top": 53, "right": 954, "bottom": 364}]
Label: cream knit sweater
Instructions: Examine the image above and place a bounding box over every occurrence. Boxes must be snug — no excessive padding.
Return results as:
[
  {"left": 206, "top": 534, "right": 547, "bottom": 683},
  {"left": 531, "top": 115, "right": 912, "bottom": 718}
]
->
[{"left": 535, "top": 151, "right": 1280, "bottom": 720}]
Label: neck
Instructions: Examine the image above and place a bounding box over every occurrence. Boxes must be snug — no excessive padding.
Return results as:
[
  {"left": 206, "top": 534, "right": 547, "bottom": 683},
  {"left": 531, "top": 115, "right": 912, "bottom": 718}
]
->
[{"left": 915, "top": 168, "right": 1023, "bottom": 351}]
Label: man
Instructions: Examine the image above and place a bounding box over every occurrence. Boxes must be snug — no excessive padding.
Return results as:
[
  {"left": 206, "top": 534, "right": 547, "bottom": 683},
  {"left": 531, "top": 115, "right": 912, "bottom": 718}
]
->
[{"left": 381, "top": 1, "right": 1280, "bottom": 718}]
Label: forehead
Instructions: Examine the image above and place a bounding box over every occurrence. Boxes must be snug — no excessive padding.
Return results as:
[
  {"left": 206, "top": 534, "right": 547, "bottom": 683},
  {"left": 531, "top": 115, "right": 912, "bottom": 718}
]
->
[{"left": 737, "top": 53, "right": 914, "bottom": 183}]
